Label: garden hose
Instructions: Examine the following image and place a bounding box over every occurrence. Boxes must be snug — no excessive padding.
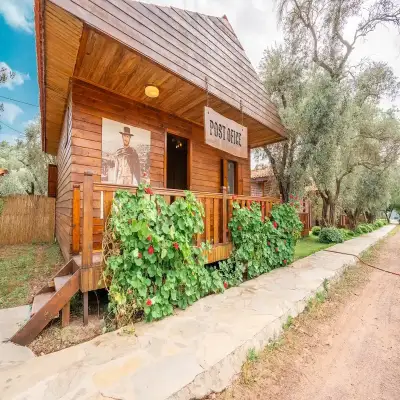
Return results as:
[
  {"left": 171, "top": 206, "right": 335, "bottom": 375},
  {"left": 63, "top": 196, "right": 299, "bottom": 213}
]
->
[{"left": 323, "top": 249, "right": 400, "bottom": 277}]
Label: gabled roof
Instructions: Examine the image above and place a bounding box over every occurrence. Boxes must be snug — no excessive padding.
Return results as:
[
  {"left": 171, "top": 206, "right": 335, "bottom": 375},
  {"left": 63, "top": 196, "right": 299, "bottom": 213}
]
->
[
  {"left": 251, "top": 165, "right": 274, "bottom": 179},
  {"left": 49, "top": 0, "right": 284, "bottom": 133},
  {"left": 36, "top": 1, "right": 286, "bottom": 154}
]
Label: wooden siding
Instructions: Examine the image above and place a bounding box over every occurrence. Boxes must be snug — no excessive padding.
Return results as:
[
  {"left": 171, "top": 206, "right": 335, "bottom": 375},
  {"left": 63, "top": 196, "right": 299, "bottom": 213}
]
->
[
  {"left": 56, "top": 94, "right": 73, "bottom": 260},
  {"left": 57, "top": 80, "right": 250, "bottom": 258},
  {"left": 50, "top": 0, "right": 283, "bottom": 134}
]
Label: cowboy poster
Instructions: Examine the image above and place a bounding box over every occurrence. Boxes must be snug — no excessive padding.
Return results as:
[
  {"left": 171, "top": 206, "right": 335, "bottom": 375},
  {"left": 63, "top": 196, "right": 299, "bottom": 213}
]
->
[{"left": 101, "top": 118, "right": 151, "bottom": 186}]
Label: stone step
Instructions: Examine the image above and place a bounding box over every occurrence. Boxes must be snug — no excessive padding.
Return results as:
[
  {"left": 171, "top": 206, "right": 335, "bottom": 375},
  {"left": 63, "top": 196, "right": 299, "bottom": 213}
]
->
[
  {"left": 31, "top": 292, "right": 55, "bottom": 316},
  {"left": 54, "top": 275, "right": 72, "bottom": 292}
]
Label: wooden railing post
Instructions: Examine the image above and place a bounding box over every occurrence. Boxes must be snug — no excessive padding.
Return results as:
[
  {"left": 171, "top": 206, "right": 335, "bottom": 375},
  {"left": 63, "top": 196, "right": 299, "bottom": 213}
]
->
[
  {"left": 82, "top": 171, "right": 93, "bottom": 269},
  {"left": 72, "top": 184, "right": 81, "bottom": 255},
  {"left": 222, "top": 186, "right": 227, "bottom": 244},
  {"left": 82, "top": 171, "right": 93, "bottom": 326}
]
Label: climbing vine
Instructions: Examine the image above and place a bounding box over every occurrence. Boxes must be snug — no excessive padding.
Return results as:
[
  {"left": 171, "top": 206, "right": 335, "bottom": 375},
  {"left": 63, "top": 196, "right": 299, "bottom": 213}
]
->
[
  {"left": 219, "top": 201, "right": 303, "bottom": 286},
  {"left": 103, "top": 186, "right": 303, "bottom": 327},
  {"left": 103, "top": 185, "right": 223, "bottom": 325}
]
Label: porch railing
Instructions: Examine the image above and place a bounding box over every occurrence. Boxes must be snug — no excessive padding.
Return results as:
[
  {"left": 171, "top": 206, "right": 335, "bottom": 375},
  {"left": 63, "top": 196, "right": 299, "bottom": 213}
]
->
[{"left": 73, "top": 171, "right": 281, "bottom": 267}]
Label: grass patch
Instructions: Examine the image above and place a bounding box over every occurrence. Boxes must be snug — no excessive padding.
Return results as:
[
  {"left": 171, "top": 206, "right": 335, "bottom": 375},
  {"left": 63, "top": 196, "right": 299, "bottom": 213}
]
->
[
  {"left": 294, "top": 234, "right": 333, "bottom": 261},
  {"left": 0, "top": 243, "right": 64, "bottom": 309}
]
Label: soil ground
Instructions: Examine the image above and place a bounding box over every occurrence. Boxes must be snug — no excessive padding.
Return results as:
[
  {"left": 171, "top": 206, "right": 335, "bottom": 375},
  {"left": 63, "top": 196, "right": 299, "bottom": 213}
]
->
[{"left": 209, "top": 226, "right": 400, "bottom": 400}]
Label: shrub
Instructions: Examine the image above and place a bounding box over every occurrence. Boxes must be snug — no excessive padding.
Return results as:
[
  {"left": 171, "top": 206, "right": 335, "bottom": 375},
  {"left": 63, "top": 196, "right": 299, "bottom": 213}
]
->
[
  {"left": 311, "top": 226, "right": 321, "bottom": 236},
  {"left": 103, "top": 187, "right": 305, "bottom": 326},
  {"left": 103, "top": 186, "right": 223, "bottom": 324},
  {"left": 355, "top": 224, "right": 369, "bottom": 235},
  {"left": 373, "top": 219, "right": 386, "bottom": 228},
  {"left": 319, "top": 227, "right": 344, "bottom": 243},
  {"left": 339, "top": 228, "right": 353, "bottom": 239},
  {"left": 220, "top": 202, "right": 303, "bottom": 283}
]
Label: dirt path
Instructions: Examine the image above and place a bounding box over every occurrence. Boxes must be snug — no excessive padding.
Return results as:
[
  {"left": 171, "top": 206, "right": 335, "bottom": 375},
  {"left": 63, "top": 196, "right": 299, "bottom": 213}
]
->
[{"left": 213, "top": 227, "right": 400, "bottom": 400}]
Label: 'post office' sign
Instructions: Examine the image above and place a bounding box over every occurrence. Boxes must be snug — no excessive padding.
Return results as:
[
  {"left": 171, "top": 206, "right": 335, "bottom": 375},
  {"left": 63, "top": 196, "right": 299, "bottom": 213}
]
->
[{"left": 204, "top": 107, "right": 248, "bottom": 159}]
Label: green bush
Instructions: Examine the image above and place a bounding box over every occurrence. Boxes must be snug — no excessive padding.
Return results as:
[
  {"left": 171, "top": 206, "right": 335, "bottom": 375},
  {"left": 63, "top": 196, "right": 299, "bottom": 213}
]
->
[
  {"left": 219, "top": 201, "right": 303, "bottom": 284},
  {"left": 103, "top": 186, "right": 223, "bottom": 324},
  {"left": 373, "top": 219, "right": 386, "bottom": 229},
  {"left": 319, "top": 227, "right": 344, "bottom": 243},
  {"left": 355, "top": 224, "right": 369, "bottom": 235},
  {"left": 311, "top": 226, "right": 321, "bottom": 236},
  {"left": 339, "top": 228, "right": 353, "bottom": 239},
  {"left": 103, "top": 186, "right": 304, "bottom": 326}
]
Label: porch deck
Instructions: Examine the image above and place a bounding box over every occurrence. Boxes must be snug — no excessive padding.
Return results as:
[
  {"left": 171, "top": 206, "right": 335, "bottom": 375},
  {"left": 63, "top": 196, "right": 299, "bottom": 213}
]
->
[{"left": 72, "top": 171, "right": 281, "bottom": 292}]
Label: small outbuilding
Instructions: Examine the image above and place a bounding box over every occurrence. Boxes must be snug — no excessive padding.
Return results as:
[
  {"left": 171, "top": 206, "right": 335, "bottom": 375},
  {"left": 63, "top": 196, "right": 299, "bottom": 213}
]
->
[{"left": 12, "top": 0, "right": 286, "bottom": 344}]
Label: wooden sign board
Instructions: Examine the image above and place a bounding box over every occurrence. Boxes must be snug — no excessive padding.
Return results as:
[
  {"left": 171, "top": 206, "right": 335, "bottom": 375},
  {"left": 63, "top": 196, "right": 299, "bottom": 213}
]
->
[{"left": 204, "top": 107, "right": 248, "bottom": 159}]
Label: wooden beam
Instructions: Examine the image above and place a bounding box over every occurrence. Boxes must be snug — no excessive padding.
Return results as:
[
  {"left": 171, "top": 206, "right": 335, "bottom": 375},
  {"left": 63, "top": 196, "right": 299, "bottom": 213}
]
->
[{"left": 82, "top": 171, "right": 93, "bottom": 268}]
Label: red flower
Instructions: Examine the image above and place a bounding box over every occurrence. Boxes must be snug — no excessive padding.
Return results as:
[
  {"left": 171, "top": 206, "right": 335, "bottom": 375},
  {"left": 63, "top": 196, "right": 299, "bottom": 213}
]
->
[
  {"left": 284, "top": 259, "right": 287, "bottom": 264},
  {"left": 145, "top": 187, "right": 154, "bottom": 195},
  {"left": 138, "top": 252, "right": 142, "bottom": 259},
  {"left": 148, "top": 245, "right": 154, "bottom": 255},
  {"left": 275, "top": 247, "right": 279, "bottom": 252},
  {"left": 267, "top": 241, "right": 271, "bottom": 246},
  {"left": 289, "top": 194, "right": 293, "bottom": 199},
  {"left": 262, "top": 203, "right": 265, "bottom": 209},
  {"left": 146, "top": 298, "right": 152, "bottom": 306},
  {"left": 238, "top": 226, "right": 242, "bottom": 231},
  {"left": 147, "top": 235, "right": 152, "bottom": 241},
  {"left": 223, "top": 281, "right": 228, "bottom": 289},
  {"left": 232, "top": 195, "right": 237, "bottom": 201},
  {"left": 173, "top": 242, "right": 179, "bottom": 250},
  {"left": 273, "top": 221, "right": 278, "bottom": 229},
  {"left": 143, "top": 172, "right": 147, "bottom": 177}
]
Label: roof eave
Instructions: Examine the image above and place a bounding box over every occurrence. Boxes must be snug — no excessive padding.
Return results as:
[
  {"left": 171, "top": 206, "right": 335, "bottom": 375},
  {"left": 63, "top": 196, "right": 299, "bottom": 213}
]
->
[{"left": 35, "top": 0, "right": 47, "bottom": 153}]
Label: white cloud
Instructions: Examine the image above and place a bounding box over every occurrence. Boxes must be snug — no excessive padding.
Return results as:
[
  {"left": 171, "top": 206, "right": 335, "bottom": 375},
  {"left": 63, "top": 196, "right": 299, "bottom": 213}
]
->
[
  {"left": 0, "top": 0, "right": 34, "bottom": 33},
  {"left": 0, "top": 62, "right": 30, "bottom": 90},
  {"left": 1, "top": 102, "right": 23, "bottom": 124}
]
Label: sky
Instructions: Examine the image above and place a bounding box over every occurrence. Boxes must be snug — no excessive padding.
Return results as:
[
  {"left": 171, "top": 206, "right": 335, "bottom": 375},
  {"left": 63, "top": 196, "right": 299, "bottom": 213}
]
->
[{"left": 0, "top": 0, "right": 399, "bottom": 145}]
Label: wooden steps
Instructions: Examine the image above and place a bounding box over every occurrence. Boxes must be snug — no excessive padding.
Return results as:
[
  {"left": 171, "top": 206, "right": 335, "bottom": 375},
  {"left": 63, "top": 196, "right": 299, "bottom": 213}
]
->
[
  {"left": 54, "top": 275, "right": 72, "bottom": 292},
  {"left": 11, "top": 261, "right": 80, "bottom": 346},
  {"left": 31, "top": 292, "right": 55, "bottom": 316}
]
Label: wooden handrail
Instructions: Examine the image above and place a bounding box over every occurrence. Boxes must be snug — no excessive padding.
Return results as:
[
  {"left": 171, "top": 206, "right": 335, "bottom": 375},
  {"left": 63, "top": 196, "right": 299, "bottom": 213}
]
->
[{"left": 77, "top": 176, "right": 281, "bottom": 261}]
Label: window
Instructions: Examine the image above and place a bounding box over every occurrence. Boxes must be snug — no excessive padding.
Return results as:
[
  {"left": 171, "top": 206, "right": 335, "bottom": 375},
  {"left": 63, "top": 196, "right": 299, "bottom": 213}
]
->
[{"left": 221, "top": 159, "right": 237, "bottom": 194}]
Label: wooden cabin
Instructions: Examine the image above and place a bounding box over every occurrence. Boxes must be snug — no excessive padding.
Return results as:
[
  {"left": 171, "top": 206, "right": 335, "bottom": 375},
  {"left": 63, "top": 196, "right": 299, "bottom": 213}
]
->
[{"left": 11, "top": 0, "right": 286, "bottom": 345}]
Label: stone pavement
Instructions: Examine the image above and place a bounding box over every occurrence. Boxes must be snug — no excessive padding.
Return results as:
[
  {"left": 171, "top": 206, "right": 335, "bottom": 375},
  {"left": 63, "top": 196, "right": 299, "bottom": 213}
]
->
[
  {"left": 0, "top": 305, "right": 34, "bottom": 366},
  {"left": 0, "top": 225, "right": 395, "bottom": 400}
]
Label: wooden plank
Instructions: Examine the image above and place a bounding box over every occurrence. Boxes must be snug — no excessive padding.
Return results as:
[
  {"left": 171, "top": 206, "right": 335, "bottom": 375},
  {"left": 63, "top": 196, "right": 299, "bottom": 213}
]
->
[
  {"left": 213, "top": 198, "right": 219, "bottom": 245},
  {"left": 222, "top": 186, "right": 227, "bottom": 243},
  {"left": 82, "top": 171, "right": 94, "bottom": 268},
  {"left": 61, "top": 301, "right": 70, "bottom": 328},
  {"left": 11, "top": 270, "right": 80, "bottom": 346},
  {"left": 205, "top": 198, "right": 211, "bottom": 242},
  {"left": 72, "top": 184, "right": 80, "bottom": 254},
  {"left": 83, "top": 292, "right": 88, "bottom": 325}
]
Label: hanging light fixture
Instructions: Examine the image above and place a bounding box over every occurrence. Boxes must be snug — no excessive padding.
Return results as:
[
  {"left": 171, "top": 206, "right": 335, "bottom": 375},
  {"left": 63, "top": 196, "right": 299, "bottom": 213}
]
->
[{"left": 145, "top": 85, "right": 159, "bottom": 98}]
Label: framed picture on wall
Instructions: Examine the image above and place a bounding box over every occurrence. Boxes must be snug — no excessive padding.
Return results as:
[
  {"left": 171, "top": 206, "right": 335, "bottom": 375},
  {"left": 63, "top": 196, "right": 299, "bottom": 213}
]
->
[{"left": 101, "top": 118, "right": 151, "bottom": 186}]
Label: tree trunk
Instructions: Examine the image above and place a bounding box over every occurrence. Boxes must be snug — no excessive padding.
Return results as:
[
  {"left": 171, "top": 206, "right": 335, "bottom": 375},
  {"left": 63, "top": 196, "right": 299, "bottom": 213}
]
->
[
  {"left": 321, "top": 197, "right": 329, "bottom": 226},
  {"left": 365, "top": 211, "right": 375, "bottom": 223},
  {"left": 328, "top": 201, "right": 336, "bottom": 226}
]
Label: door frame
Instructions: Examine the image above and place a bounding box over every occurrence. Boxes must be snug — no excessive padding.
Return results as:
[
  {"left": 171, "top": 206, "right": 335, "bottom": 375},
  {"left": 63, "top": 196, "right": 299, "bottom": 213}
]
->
[{"left": 164, "top": 130, "right": 192, "bottom": 190}]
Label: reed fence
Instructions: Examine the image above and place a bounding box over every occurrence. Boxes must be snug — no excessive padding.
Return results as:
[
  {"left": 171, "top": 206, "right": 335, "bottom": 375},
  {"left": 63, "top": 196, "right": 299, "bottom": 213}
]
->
[{"left": 0, "top": 195, "right": 55, "bottom": 245}]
